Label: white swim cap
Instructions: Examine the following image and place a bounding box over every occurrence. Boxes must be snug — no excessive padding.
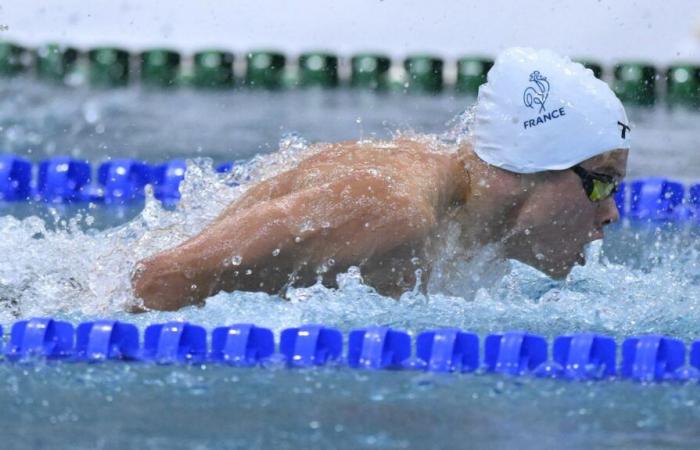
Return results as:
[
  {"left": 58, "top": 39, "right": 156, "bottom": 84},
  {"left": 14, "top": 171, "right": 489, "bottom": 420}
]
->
[{"left": 472, "top": 47, "right": 631, "bottom": 174}]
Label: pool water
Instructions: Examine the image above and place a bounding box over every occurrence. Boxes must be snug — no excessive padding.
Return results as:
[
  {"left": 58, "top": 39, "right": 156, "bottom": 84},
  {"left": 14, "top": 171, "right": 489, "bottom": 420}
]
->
[{"left": 1, "top": 79, "right": 700, "bottom": 449}]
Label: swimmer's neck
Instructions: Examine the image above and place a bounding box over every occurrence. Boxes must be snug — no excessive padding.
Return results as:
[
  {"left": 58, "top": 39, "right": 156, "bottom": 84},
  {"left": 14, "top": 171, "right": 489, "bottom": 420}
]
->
[{"left": 447, "top": 142, "right": 530, "bottom": 246}]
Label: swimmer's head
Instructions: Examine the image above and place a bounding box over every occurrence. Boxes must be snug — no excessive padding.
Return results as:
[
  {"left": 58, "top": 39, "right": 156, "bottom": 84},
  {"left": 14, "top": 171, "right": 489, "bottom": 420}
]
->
[
  {"left": 472, "top": 47, "right": 630, "bottom": 173},
  {"left": 465, "top": 47, "right": 631, "bottom": 278},
  {"left": 502, "top": 148, "right": 628, "bottom": 278}
]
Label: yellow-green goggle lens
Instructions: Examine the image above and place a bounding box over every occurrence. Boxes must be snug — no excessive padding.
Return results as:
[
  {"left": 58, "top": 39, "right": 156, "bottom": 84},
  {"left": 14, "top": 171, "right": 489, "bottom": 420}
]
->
[{"left": 590, "top": 179, "right": 616, "bottom": 202}]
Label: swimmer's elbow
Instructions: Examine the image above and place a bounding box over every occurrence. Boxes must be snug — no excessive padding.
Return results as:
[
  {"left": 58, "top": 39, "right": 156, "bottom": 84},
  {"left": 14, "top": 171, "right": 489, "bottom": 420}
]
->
[
  {"left": 131, "top": 259, "right": 168, "bottom": 311},
  {"left": 131, "top": 257, "right": 204, "bottom": 312}
]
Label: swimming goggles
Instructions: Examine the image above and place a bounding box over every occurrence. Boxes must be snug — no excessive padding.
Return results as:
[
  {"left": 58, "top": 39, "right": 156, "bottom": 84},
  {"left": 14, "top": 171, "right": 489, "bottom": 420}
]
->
[{"left": 570, "top": 165, "right": 620, "bottom": 202}]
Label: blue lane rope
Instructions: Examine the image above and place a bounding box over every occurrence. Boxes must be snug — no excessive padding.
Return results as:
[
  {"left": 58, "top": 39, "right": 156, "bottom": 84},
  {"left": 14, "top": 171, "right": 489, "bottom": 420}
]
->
[
  {"left": 1, "top": 154, "right": 699, "bottom": 222},
  {"left": 2, "top": 317, "right": 700, "bottom": 383}
]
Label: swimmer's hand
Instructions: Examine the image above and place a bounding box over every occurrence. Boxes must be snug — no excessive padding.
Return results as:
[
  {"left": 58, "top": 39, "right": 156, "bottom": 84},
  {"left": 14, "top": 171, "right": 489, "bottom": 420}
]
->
[{"left": 131, "top": 172, "right": 437, "bottom": 311}]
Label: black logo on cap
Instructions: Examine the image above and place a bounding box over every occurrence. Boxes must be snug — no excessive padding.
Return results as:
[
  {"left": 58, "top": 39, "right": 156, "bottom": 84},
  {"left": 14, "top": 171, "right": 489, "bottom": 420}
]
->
[
  {"left": 523, "top": 71, "right": 550, "bottom": 113},
  {"left": 617, "top": 121, "right": 630, "bottom": 139}
]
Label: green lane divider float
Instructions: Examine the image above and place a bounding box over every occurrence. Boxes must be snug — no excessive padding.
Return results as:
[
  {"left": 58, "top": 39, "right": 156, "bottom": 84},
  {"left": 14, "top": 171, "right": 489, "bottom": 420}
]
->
[
  {"left": 456, "top": 57, "right": 493, "bottom": 95},
  {"left": 351, "top": 53, "right": 391, "bottom": 90},
  {"left": 140, "top": 49, "right": 180, "bottom": 88},
  {"left": 88, "top": 47, "right": 130, "bottom": 88},
  {"left": 666, "top": 64, "right": 700, "bottom": 109},
  {"left": 35, "top": 44, "right": 79, "bottom": 83},
  {"left": 192, "top": 50, "right": 235, "bottom": 89},
  {"left": 0, "top": 41, "right": 30, "bottom": 76},
  {"left": 576, "top": 60, "right": 604, "bottom": 79},
  {"left": 613, "top": 62, "right": 657, "bottom": 107},
  {"left": 298, "top": 52, "right": 339, "bottom": 88},
  {"left": 404, "top": 54, "right": 443, "bottom": 94},
  {"left": 3, "top": 40, "right": 700, "bottom": 108},
  {"left": 245, "top": 50, "right": 286, "bottom": 89}
]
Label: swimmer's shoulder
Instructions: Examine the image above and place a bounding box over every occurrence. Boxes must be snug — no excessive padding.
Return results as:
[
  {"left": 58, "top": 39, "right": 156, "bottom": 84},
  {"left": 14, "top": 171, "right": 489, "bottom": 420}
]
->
[{"left": 293, "top": 137, "right": 464, "bottom": 193}]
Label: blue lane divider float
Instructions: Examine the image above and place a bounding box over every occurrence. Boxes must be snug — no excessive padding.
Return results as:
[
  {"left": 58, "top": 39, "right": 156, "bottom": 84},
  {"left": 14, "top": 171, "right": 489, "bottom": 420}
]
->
[
  {"left": 614, "top": 181, "right": 626, "bottom": 216},
  {"left": 550, "top": 333, "right": 617, "bottom": 380},
  {"left": 4, "top": 317, "right": 700, "bottom": 384},
  {"left": 75, "top": 320, "right": 140, "bottom": 362},
  {"left": 413, "top": 328, "right": 479, "bottom": 372},
  {"left": 0, "top": 155, "right": 31, "bottom": 201},
  {"left": 98, "top": 159, "right": 153, "bottom": 204},
  {"left": 621, "top": 335, "right": 689, "bottom": 382},
  {"left": 210, "top": 323, "right": 275, "bottom": 366},
  {"left": 628, "top": 178, "right": 689, "bottom": 222},
  {"left": 280, "top": 324, "right": 343, "bottom": 367},
  {"left": 2, "top": 153, "right": 700, "bottom": 223},
  {"left": 347, "top": 326, "right": 411, "bottom": 370},
  {"left": 484, "top": 331, "right": 548, "bottom": 376},
  {"left": 0, "top": 155, "right": 243, "bottom": 205},
  {"left": 690, "top": 184, "right": 700, "bottom": 210},
  {"left": 37, "top": 157, "right": 92, "bottom": 203},
  {"left": 152, "top": 159, "right": 186, "bottom": 203},
  {"left": 142, "top": 321, "right": 208, "bottom": 364},
  {"left": 5, "top": 318, "right": 74, "bottom": 361}
]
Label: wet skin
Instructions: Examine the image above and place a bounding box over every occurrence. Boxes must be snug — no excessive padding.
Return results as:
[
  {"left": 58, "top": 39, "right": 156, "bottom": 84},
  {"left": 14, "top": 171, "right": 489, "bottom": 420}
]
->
[{"left": 131, "top": 137, "right": 627, "bottom": 311}]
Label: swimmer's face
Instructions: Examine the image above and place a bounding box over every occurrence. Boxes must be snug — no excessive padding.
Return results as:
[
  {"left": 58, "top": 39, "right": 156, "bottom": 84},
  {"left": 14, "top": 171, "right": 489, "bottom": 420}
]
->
[{"left": 504, "top": 148, "right": 628, "bottom": 278}]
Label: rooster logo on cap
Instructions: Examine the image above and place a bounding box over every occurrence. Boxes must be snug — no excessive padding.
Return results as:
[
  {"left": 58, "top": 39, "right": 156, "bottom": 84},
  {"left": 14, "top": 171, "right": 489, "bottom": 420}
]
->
[{"left": 523, "top": 71, "right": 550, "bottom": 114}]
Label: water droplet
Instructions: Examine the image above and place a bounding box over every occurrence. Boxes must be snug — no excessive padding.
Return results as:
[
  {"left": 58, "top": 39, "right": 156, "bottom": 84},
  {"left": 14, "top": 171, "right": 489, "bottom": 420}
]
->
[
  {"left": 272, "top": 248, "right": 280, "bottom": 256},
  {"left": 294, "top": 236, "right": 302, "bottom": 243},
  {"left": 524, "top": 229, "right": 531, "bottom": 236},
  {"left": 190, "top": 284, "right": 197, "bottom": 290},
  {"left": 299, "top": 220, "right": 314, "bottom": 233},
  {"left": 411, "top": 257, "right": 420, "bottom": 265},
  {"left": 245, "top": 269, "right": 253, "bottom": 275},
  {"left": 327, "top": 258, "right": 335, "bottom": 266},
  {"left": 535, "top": 253, "right": 545, "bottom": 261},
  {"left": 231, "top": 255, "right": 242, "bottom": 266}
]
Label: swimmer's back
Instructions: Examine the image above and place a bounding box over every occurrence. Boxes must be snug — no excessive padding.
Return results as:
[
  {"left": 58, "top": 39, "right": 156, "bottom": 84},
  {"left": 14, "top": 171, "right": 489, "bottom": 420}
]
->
[{"left": 228, "top": 137, "right": 464, "bottom": 213}]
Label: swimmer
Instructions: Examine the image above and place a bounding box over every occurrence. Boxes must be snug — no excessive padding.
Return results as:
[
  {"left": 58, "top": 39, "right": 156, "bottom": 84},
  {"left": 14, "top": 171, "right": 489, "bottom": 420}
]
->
[{"left": 132, "top": 47, "right": 630, "bottom": 311}]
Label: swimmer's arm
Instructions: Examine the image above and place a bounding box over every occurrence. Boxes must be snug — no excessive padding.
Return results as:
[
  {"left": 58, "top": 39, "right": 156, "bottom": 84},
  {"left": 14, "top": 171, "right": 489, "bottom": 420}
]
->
[
  {"left": 216, "top": 169, "right": 296, "bottom": 217},
  {"left": 131, "top": 176, "right": 436, "bottom": 311}
]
